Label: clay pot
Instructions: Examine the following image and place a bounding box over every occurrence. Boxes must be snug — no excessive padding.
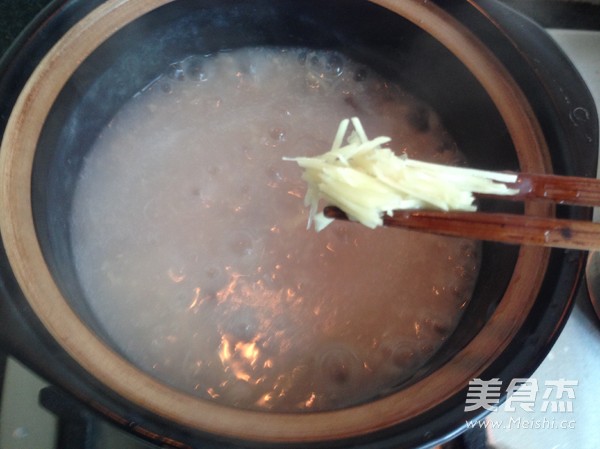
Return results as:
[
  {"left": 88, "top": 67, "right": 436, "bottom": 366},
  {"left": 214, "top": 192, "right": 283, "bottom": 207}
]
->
[{"left": 0, "top": 1, "right": 596, "bottom": 447}]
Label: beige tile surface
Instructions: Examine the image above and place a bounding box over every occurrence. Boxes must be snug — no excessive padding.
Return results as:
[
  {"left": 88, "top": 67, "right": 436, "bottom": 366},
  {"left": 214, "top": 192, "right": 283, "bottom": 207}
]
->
[{"left": 0, "top": 358, "right": 56, "bottom": 449}]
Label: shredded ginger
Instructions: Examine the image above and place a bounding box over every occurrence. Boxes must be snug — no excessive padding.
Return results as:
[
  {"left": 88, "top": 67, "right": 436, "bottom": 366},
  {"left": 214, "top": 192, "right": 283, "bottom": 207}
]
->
[{"left": 284, "top": 117, "right": 519, "bottom": 231}]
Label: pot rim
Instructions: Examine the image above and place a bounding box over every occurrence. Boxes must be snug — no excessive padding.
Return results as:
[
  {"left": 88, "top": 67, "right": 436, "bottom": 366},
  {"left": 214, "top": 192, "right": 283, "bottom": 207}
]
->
[{"left": 0, "top": 0, "right": 554, "bottom": 444}]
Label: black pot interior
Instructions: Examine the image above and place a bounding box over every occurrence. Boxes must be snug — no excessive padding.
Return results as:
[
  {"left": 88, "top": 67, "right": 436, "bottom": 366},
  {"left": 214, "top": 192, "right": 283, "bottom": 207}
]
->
[{"left": 32, "top": 0, "right": 521, "bottom": 403}]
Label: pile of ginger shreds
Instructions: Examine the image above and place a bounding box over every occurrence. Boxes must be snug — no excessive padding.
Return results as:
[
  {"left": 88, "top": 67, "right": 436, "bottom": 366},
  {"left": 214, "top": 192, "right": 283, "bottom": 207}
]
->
[{"left": 284, "top": 117, "right": 520, "bottom": 231}]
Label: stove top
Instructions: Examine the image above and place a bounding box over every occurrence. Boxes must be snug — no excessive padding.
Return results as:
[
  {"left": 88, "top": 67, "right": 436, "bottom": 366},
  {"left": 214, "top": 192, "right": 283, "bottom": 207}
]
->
[{"left": 1, "top": 2, "right": 599, "bottom": 449}]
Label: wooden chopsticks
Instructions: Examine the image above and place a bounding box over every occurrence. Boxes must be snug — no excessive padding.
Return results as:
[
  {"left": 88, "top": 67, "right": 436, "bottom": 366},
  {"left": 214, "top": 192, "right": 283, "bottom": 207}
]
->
[
  {"left": 323, "top": 172, "right": 600, "bottom": 251},
  {"left": 487, "top": 173, "right": 600, "bottom": 207}
]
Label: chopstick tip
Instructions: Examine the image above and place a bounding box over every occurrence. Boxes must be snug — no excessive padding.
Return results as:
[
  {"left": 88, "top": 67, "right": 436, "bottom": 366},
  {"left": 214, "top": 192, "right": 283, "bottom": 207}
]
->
[{"left": 323, "top": 206, "right": 348, "bottom": 220}]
